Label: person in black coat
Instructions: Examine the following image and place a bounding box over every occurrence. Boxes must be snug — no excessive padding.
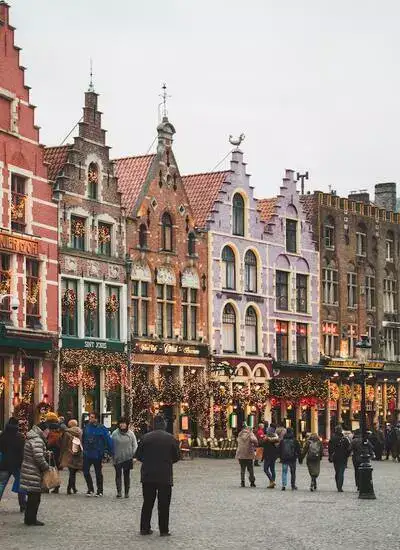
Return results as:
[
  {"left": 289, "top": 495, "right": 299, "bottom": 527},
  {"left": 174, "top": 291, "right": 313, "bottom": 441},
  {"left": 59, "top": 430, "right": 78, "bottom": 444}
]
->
[
  {"left": 136, "top": 415, "right": 180, "bottom": 537},
  {"left": 0, "top": 417, "right": 26, "bottom": 511},
  {"left": 328, "top": 425, "right": 351, "bottom": 492}
]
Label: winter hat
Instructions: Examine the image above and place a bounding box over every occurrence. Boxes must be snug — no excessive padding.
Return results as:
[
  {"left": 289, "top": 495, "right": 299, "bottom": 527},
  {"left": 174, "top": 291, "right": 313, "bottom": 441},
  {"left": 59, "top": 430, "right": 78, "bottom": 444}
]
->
[
  {"left": 266, "top": 427, "right": 276, "bottom": 436},
  {"left": 45, "top": 412, "right": 59, "bottom": 423},
  {"left": 37, "top": 421, "right": 49, "bottom": 432}
]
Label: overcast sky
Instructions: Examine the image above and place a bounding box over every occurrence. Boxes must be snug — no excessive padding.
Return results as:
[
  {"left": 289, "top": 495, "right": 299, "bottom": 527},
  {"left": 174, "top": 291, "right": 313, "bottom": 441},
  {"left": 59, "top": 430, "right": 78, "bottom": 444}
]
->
[{"left": 9, "top": 0, "right": 400, "bottom": 199}]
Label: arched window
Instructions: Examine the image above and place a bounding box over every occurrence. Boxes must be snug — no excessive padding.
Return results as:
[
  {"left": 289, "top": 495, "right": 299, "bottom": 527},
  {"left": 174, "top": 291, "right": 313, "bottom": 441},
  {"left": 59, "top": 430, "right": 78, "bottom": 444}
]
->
[
  {"left": 324, "top": 216, "right": 335, "bottom": 249},
  {"left": 161, "top": 212, "right": 173, "bottom": 251},
  {"left": 188, "top": 232, "right": 196, "bottom": 256},
  {"left": 222, "top": 304, "right": 236, "bottom": 353},
  {"left": 244, "top": 250, "right": 257, "bottom": 292},
  {"left": 232, "top": 193, "right": 245, "bottom": 236},
  {"left": 222, "top": 246, "right": 235, "bottom": 289},
  {"left": 139, "top": 224, "right": 147, "bottom": 249},
  {"left": 245, "top": 306, "right": 258, "bottom": 354},
  {"left": 88, "top": 162, "right": 98, "bottom": 200}
]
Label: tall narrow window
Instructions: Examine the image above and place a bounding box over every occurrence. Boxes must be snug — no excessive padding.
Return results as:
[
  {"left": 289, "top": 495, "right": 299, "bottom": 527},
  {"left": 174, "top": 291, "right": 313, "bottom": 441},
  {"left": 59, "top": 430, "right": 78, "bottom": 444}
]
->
[
  {"left": 245, "top": 306, "right": 258, "bottom": 355},
  {"left": 286, "top": 219, "right": 297, "bottom": 253},
  {"left": 139, "top": 224, "right": 147, "bottom": 249},
  {"left": 296, "top": 274, "right": 308, "bottom": 313},
  {"left": 26, "top": 259, "right": 40, "bottom": 327},
  {"left": 365, "top": 274, "right": 375, "bottom": 310},
  {"left": 356, "top": 231, "right": 367, "bottom": 256},
  {"left": 11, "top": 174, "right": 27, "bottom": 233},
  {"left": 61, "top": 279, "right": 78, "bottom": 337},
  {"left": 324, "top": 219, "right": 335, "bottom": 249},
  {"left": 296, "top": 323, "right": 308, "bottom": 363},
  {"left": 367, "top": 323, "right": 376, "bottom": 358},
  {"left": 161, "top": 212, "right": 173, "bottom": 251},
  {"left": 0, "top": 254, "right": 11, "bottom": 323},
  {"left": 222, "top": 246, "right": 236, "bottom": 290},
  {"left": 71, "top": 215, "right": 86, "bottom": 251},
  {"left": 384, "top": 328, "right": 397, "bottom": 361},
  {"left": 276, "top": 271, "right": 289, "bottom": 310},
  {"left": 132, "top": 281, "right": 149, "bottom": 337},
  {"left": 87, "top": 162, "right": 98, "bottom": 200},
  {"left": 98, "top": 222, "right": 112, "bottom": 256},
  {"left": 106, "top": 286, "right": 120, "bottom": 340},
  {"left": 243, "top": 250, "right": 257, "bottom": 293},
  {"left": 276, "top": 320, "right": 289, "bottom": 362},
  {"left": 182, "top": 288, "right": 198, "bottom": 341},
  {"left": 347, "top": 325, "right": 357, "bottom": 357},
  {"left": 322, "top": 322, "right": 339, "bottom": 357},
  {"left": 232, "top": 193, "right": 245, "bottom": 236},
  {"left": 84, "top": 282, "right": 99, "bottom": 337},
  {"left": 156, "top": 284, "right": 174, "bottom": 338},
  {"left": 384, "top": 276, "right": 397, "bottom": 313},
  {"left": 188, "top": 232, "right": 196, "bottom": 256},
  {"left": 347, "top": 272, "right": 357, "bottom": 308},
  {"left": 222, "top": 304, "right": 236, "bottom": 353},
  {"left": 386, "top": 232, "right": 394, "bottom": 262},
  {"left": 322, "top": 268, "right": 338, "bottom": 305}
]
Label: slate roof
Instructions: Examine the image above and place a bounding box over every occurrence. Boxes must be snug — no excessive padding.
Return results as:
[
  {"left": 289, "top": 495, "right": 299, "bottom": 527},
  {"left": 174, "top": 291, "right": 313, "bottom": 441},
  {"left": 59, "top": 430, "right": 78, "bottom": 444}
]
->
[
  {"left": 257, "top": 197, "right": 278, "bottom": 222},
  {"left": 182, "top": 171, "right": 230, "bottom": 228},
  {"left": 114, "top": 154, "right": 156, "bottom": 213},
  {"left": 43, "top": 145, "right": 71, "bottom": 181}
]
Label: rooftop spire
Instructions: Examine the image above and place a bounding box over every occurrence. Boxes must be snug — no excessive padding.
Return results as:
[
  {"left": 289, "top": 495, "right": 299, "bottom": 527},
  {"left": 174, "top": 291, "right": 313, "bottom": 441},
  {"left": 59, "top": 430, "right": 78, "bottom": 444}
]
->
[
  {"left": 159, "top": 82, "right": 171, "bottom": 121},
  {"left": 88, "top": 58, "right": 95, "bottom": 92}
]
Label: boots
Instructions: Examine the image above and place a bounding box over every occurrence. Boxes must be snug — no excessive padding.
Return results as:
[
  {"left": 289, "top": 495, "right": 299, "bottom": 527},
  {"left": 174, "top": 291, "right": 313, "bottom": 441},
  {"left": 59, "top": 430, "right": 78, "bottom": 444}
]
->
[
  {"left": 267, "top": 481, "right": 275, "bottom": 489},
  {"left": 116, "top": 476, "right": 122, "bottom": 498}
]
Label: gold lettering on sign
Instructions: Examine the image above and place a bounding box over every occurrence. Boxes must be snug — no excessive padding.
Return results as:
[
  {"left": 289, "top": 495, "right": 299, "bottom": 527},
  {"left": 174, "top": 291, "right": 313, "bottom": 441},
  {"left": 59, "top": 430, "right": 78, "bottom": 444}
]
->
[{"left": 0, "top": 234, "right": 38, "bottom": 256}]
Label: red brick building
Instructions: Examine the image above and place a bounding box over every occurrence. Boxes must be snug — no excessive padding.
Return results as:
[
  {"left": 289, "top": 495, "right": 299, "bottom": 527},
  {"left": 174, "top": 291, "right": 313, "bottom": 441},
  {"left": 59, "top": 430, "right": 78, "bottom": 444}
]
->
[
  {"left": 115, "top": 115, "right": 209, "bottom": 434},
  {"left": 0, "top": 2, "right": 58, "bottom": 428}
]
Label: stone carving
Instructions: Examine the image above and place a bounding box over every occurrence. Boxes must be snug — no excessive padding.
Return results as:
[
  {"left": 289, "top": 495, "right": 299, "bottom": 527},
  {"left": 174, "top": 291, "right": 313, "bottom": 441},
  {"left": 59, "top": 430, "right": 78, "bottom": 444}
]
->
[
  {"left": 132, "top": 262, "right": 151, "bottom": 282},
  {"left": 65, "top": 256, "right": 77, "bottom": 273},
  {"left": 108, "top": 264, "right": 120, "bottom": 280},
  {"left": 88, "top": 261, "right": 99, "bottom": 277},
  {"left": 157, "top": 266, "right": 176, "bottom": 285},
  {"left": 181, "top": 269, "right": 199, "bottom": 289}
]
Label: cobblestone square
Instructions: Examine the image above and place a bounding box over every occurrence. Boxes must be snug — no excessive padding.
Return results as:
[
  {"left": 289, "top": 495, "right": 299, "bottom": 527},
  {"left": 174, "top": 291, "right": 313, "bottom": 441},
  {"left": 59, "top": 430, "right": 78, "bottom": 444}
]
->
[{"left": 1, "top": 458, "right": 399, "bottom": 550}]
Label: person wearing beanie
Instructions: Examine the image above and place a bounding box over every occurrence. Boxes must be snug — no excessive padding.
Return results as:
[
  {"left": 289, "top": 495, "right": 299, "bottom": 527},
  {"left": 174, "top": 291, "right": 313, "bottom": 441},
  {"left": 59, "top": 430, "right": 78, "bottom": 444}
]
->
[
  {"left": 111, "top": 417, "right": 137, "bottom": 498},
  {"left": 235, "top": 421, "right": 258, "bottom": 488},
  {"left": 20, "top": 422, "right": 50, "bottom": 526},
  {"left": 136, "top": 415, "right": 180, "bottom": 537},
  {"left": 59, "top": 419, "right": 83, "bottom": 495},
  {"left": 44, "top": 412, "right": 63, "bottom": 494},
  {"left": 0, "top": 417, "right": 26, "bottom": 511}
]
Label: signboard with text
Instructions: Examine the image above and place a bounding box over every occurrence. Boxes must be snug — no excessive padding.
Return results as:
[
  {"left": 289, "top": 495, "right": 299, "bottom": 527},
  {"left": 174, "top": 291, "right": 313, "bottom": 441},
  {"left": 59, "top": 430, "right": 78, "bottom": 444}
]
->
[
  {"left": 326, "top": 359, "right": 385, "bottom": 370},
  {"left": 62, "top": 337, "right": 124, "bottom": 352},
  {"left": 133, "top": 340, "right": 209, "bottom": 358},
  {"left": 0, "top": 233, "right": 38, "bottom": 256}
]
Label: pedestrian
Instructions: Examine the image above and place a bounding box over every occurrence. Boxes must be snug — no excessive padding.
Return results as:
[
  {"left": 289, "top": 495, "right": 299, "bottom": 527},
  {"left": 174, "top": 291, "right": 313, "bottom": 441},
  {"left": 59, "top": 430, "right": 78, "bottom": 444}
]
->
[
  {"left": 328, "top": 425, "right": 351, "bottom": 492},
  {"left": 351, "top": 429, "right": 374, "bottom": 490},
  {"left": 45, "top": 411, "right": 63, "bottom": 494},
  {"left": 301, "top": 433, "right": 323, "bottom": 492},
  {"left": 235, "top": 421, "right": 258, "bottom": 488},
  {"left": 0, "top": 417, "right": 26, "bottom": 511},
  {"left": 59, "top": 419, "right": 83, "bottom": 495},
  {"left": 262, "top": 427, "right": 279, "bottom": 488},
  {"left": 276, "top": 424, "right": 287, "bottom": 441},
  {"left": 82, "top": 411, "right": 113, "bottom": 497},
  {"left": 279, "top": 427, "right": 301, "bottom": 491},
  {"left": 136, "top": 415, "right": 180, "bottom": 537},
  {"left": 254, "top": 423, "right": 265, "bottom": 466},
  {"left": 387, "top": 423, "right": 400, "bottom": 461},
  {"left": 20, "top": 421, "right": 50, "bottom": 526},
  {"left": 111, "top": 417, "right": 137, "bottom": 498}
]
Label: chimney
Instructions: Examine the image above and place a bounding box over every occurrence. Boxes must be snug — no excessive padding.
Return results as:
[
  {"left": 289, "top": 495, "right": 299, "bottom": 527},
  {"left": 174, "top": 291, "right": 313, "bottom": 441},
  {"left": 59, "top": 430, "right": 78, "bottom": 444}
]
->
[
  {"left": 375, "top": 182, "right": 397, "bottom": 212},
  {"left": 348, "top": 190, "right": 370, "bottom": 204}
]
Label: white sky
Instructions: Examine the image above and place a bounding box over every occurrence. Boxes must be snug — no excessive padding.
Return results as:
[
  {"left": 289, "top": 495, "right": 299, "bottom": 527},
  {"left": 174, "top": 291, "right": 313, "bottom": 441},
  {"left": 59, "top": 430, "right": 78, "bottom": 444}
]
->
[{"left": 9, "top": 0, "right": 400, "bottom": 199}]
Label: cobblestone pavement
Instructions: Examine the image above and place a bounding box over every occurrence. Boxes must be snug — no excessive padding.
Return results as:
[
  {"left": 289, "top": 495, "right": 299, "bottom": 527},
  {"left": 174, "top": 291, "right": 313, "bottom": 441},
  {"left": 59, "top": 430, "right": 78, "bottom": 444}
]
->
[{"left": 1, "top": 457, "right": 399, "bottom": 550}]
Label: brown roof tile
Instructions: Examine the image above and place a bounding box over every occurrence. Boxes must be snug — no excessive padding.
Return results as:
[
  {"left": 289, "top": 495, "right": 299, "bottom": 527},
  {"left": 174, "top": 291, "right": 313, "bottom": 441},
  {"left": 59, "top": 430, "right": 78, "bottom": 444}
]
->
[
  {"left": 182, "top": 171, "right": 230, "bottom": 228},
  {"left": 43, "top": 145, "right": 71, "bottom": 181},
  {"left": 258, "top": 198, "right": 278, "bottom": 222},
  {"left": 114, "top": 154, "right": 156, "bottom": 214}
]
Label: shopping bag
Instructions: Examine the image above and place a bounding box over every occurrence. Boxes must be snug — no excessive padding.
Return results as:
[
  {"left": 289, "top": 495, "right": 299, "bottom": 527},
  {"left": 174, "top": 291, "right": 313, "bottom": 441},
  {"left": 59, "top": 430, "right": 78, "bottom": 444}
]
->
[
  {"left": 255, "top": 447, "right": 263, "bottom": 461},
  {"left": 41, "top": 466, "right": 60, "bottom": 490}
]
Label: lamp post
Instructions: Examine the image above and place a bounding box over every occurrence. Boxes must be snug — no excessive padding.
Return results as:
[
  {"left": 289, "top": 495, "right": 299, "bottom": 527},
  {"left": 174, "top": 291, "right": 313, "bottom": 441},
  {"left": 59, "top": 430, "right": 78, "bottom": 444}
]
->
[
  {"left": 355, "top": 335, "right": 376, "bottom": 500},
  {"left": 125, "top": 255, "right": 133, "bottom": 424}
]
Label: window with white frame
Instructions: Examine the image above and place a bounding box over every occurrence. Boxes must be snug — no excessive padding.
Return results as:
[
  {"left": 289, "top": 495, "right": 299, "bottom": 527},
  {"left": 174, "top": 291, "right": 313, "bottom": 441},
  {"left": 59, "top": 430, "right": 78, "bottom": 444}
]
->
[
  {"left": 26, "top": 259, "right": 40, "bottom": 328},
  {"left": 276, "top": 320, "right": 289, "bottom": 361},
  {"left": 222, "top": 304, "right": 236, "bottom": 353},
  {"left": 244, "top": 250, "right": 257, "bottom": 293},
  {"left": 347, "top": 324, "right": 357, "bottom": 357},
  {"left": 132, "top": 280, "right": 149, "bottom": 337},
  {"left": 384, "top": 276, "right": 397, "bottom": 313},
  {"left": 61, "top": 278, "right": 78, "bottom": 337},
  {"left": 11, "top": 174, "right": 27, "bottom": 233},
  {"left": 322, "top": 322, "right": 339, "bottom": 357},
  {"left": 182, "top": 288, "right": 198, "bottom": 341},
  {"left": 84, "top": 281, "right": 99, "bottom": 337},
  {"left": 383, "top": 328, "right": 397, "bottom": 361},
  {"left": 386, "top": 232, "right": 394, "bottom": 262},
  {"left": 324, "top": 220, "right": 335, "bottom": 249},
  {"left": 365, "top": 274, "right": 375, "bottom": 310},
  {"left": 276, "top": 271, "right": 289, "bottom": 310},
  {"left": 347, "top": 272, "right": 357, "bottom": 308},
  {"left": 367, "top": 323, "right": 376, "bottom": 358},
  {"left": 70, "top": 215, "right": 86, "bottom": 251},
  {"left": 356, "top": 231, "right": 367, "bottom": 256},
  {"left": 156, "top": 284, "right": 174, "bottom": 338},
  {"left": 245, "top": 306, "right": 258, "bottom": 355},
  {"left": 222, "top": 246, "right": 236, "bottom": 290},
  {"left": 296, "top": 274, "right": 308, "bottom": 313},
  {"left": 98, "top": 222, "right": 112, "bottom": 256},
  {"left": 105, "top": 285, "right": 120, "bottom": 340},
  {"left": 322, "top": 268, "right": 338, "bottom": 305}
]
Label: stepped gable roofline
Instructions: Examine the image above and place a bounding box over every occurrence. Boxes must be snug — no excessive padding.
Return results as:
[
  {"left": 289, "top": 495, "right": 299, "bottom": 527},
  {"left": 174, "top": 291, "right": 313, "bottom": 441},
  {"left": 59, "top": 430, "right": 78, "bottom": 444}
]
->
[
  {"left": 182, "top": 170, "right": 232, "bottom": 228},
  {"left": 114, "top": 154, "right": 156, "bottom": 215},
  {"left": 43, "top": 145, "right": 72, "bottom": 182}
]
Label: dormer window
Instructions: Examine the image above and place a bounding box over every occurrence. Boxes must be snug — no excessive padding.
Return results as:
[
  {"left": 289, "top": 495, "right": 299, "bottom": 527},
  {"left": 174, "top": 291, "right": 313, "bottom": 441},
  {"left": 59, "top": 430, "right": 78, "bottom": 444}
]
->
[
  {"left": 98, "top": 222, "right": 112, "bottom": 256},
  {"left": 88, "top": 163, "right": 98, "bottom": 200},
  {"left": 11, "top": 174, "right": 27, "bottom": 233},
  {"left": 232, "top": 193, "right": 245, "bottom": 236}
]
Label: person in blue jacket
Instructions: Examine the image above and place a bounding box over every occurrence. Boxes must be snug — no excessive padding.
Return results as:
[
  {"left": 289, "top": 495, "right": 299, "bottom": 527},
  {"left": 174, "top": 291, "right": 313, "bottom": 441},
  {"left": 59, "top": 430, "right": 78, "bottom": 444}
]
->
[{"left": 82, "top": 412, "right": 113, "bottom": 496}]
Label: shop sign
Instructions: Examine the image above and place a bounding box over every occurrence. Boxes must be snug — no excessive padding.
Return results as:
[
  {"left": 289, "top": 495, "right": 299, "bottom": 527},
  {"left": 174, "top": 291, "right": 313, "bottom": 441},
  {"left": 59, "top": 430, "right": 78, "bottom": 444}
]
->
[
  {"left": 326, "top": 359, "right": 384, "bottom": 370},
  {"left": 0, "top": 234, "right": 38, "bottom": 256},
  {"left": 62, "top": 337, "right": 125, "bottom": 352},
  {"left": 133, "top": 340, "right": 209, "bottom": 357}
]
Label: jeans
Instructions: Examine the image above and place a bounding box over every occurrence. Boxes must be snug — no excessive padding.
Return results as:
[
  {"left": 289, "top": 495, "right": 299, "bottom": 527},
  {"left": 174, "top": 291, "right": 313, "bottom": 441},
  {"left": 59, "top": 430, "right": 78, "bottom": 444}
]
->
[
  {"left": 334, "top": 461, "right": 346, "bottom": 491},
  {"left": 114, "top": 460, "right": 131, "bottom": 495},
  {"left": 83, "top": 458, "right": 103, "bottom": 494},
  {"left": 263, "top": 458, "right": 276, "bottom": 482},
  {"left": 239, "top": 459, "right": 255, "bottom": 485},
  {"left": 281, "top": 462, "right": 296, "bottom": 488},
  {"left": 140, "top": 483, "right": 172, "bottom": 534},
  {"left": 25, "top": 492, "right": 41, "bottom": 525},
  {"left": 0, "top": 470, "right": 26, "bottom": 509}
]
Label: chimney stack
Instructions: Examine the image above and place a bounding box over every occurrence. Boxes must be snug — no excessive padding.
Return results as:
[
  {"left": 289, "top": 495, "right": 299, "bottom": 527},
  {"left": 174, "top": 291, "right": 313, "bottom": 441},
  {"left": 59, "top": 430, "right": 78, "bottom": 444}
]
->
[
  {"left": 375, "top": 182, "right": 397, "bottom": 212},
  {"left": 348, "top": 190, "right": 370, "bottom": 204}
]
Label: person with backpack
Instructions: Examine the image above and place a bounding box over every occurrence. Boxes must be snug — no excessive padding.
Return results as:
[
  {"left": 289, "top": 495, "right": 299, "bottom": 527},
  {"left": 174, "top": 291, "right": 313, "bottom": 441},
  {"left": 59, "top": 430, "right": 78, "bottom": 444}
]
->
[
  {"left": 328, "top": 425, "right": 351, "bottom": 492},
  {"left": 82, "top": 412, "right": 113, "bottom": 497},
  {"left": 279, "top": 428, "right": 301, "bottom": 491},
  {"left": 301, "top": 433, "right": 323, "bottom": 491},
  {"left": 59, "top": 419, "right": 83, "bottom": 494},
  {"left": 262, "top": 427, "right": 279, "bottom": 488}
]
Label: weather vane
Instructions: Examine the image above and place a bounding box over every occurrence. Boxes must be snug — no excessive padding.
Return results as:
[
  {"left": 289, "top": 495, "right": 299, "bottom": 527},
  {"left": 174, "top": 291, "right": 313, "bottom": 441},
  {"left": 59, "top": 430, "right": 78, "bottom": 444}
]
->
[
  {"left": 229, "top": 133, "right": 245, "bottom": 149},
  {"left": 159, "top": 83, "right": 171, "bottom": 119},
  {"left": 88, "top": 58, "right": 94, "bottom": 92}
]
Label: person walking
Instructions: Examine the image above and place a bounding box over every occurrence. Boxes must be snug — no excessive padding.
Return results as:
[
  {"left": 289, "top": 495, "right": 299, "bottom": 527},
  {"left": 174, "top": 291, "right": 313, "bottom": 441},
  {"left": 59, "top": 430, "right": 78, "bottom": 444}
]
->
[
  {"left": 136, "top": 415, "right": 180, "bottom": 537},
  {"left": 59, "top": 419, "right": 83, "bottom": 494},
  {"left": 0, "top": 417, "right": 26, "bottom": 511},
  {"left": 262, "top": 427, "right": 279, "bottom": 488},
  {"left": 302, "top": 433, "right": 323, "bottom": 492},
  {"left": 111, "top": 417, "right": 137, "bottom": 498},
  {"left": 370, "top": 425, "right": 384, "bottom": 461},
  {"left": 45, "top": 412, "right": 63, "bottom": 494},
  {"left": 328, "top": 425, "right": 351, "bottom": 492},
  {"left": 279, "top": 427, "right": 301, "bottom": 491},
  {"left": 351, "top": 429, "right": 374, "bottom": 490},
  {"left": 82, "top": 412, "right": 113, "bottom": 497},
  {"left": 20, "top": 422, "right": 50, "bottom": 526},
  {"left": 235, "top": 421, "right": 258, "bottom": 488},
  {"left": 276, "top": 425, "right": 287, "bottom": 441},
  {"left": 254, "top": 423, "right": 265, "bottom": 467}
]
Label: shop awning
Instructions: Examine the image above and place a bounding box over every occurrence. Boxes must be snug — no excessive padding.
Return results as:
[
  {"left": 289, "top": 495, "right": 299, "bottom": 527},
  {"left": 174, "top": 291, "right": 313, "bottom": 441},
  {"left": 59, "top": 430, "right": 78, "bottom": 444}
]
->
[{"left": 0, "top": 334, "right": 52, "bottom": 351}]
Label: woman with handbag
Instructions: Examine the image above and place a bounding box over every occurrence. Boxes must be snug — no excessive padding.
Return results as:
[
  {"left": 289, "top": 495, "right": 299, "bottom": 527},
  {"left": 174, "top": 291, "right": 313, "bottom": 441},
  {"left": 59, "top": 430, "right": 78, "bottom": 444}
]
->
[
  {"left": 60, "top": 419, "right": 83, "bottom": 494},
  {"left": 20, "top": 421, "right": 51, "bottom": 526},
  {"left": 111, "top": 417, "right": 137, "bottom": 498}
]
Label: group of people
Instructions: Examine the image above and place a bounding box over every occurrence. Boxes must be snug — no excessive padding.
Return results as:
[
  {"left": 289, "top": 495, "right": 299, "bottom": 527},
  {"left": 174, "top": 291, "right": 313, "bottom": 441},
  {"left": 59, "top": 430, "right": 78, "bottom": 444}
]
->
[
  {"left": 235, "top": 421, "right": 396, "bottom": 493},
  {"left": 0, "top": 412, "right": 180, "bottom": 537}
]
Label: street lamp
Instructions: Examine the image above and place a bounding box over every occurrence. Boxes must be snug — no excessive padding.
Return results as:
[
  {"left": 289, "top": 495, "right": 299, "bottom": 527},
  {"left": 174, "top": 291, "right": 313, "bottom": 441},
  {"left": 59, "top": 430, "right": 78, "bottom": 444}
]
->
[
  {"left": 355, "top": 335, "right": 376, "bottom": 500},
  {"left": 125, "top": 255, "right": 133, "bottom": 424}
]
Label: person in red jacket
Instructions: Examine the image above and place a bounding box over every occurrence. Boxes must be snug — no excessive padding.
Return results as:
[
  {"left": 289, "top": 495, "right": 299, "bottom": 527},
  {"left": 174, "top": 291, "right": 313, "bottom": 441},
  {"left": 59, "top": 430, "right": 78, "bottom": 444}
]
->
[{"left": 254, "top": 423, "right": 265, "bottom": 466}]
